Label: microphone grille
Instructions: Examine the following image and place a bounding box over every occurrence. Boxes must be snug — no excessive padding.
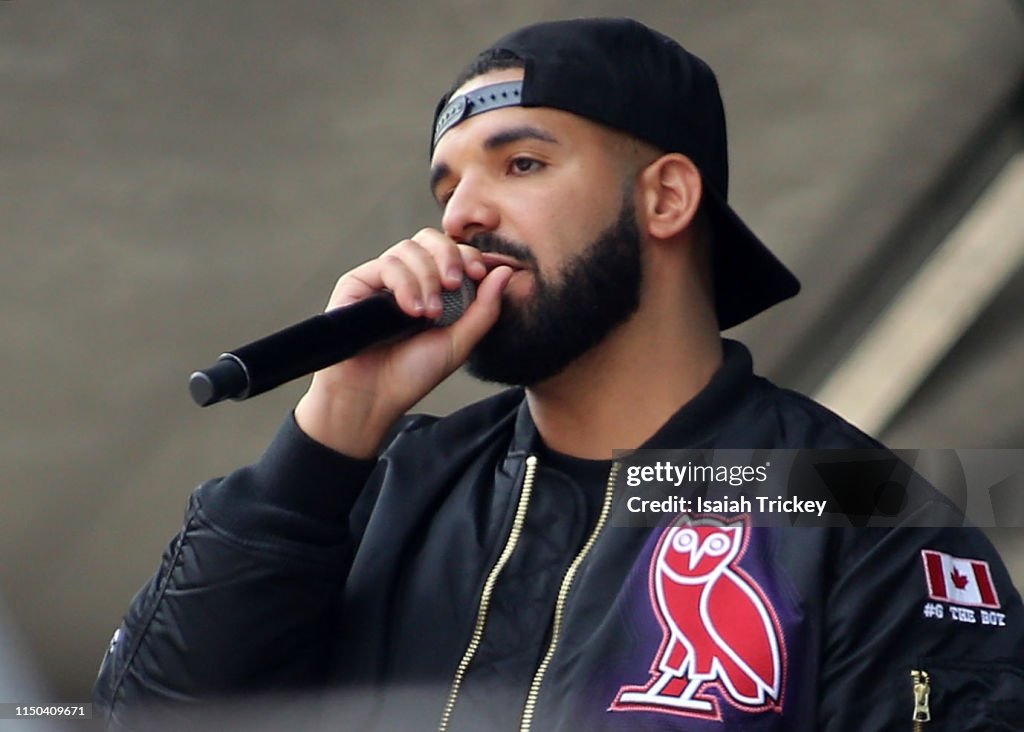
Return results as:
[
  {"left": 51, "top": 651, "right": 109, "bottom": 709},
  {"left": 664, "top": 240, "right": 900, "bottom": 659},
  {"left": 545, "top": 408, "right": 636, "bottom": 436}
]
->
[{"left": 437, "top": 277, "right": 478, "bottom": 327}]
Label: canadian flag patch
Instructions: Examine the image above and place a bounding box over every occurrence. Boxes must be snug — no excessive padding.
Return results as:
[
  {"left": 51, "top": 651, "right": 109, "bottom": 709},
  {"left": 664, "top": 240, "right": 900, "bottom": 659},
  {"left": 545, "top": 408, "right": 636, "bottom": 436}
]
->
[{"left": 921, "top": 549, "right": 1001, "bottom": 609}]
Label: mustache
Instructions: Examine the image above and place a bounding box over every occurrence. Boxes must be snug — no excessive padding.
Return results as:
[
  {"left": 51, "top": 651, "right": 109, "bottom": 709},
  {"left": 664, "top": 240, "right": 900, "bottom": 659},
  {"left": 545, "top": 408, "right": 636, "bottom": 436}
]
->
[{"left": 467, "top": 232, "right": 538, "bottom": 269}]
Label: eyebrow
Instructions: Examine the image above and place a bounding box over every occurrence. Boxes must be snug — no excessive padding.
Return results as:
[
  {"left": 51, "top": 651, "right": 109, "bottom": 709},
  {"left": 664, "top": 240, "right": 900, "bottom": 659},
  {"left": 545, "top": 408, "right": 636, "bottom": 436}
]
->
[
  {"left": 483, "top": 125, "right": 559, "bottom": 150},
  {"left": 428, "top": 125, "right": 560, "bottom": 198}
]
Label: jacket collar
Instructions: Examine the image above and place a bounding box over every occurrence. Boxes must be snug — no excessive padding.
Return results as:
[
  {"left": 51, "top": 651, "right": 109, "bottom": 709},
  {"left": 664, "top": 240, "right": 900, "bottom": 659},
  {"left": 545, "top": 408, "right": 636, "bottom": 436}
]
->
[
  {"left": 641, "top": 339, "right": 759, "bottom": 450},
  {"left": 509, "top": 339, "right": 760, "bottom": 456}
]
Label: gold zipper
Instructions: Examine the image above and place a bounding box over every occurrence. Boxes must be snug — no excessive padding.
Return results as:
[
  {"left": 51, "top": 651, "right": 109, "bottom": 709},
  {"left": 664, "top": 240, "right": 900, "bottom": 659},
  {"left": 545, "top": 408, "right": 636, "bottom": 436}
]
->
[
  {"left": 437, "top": 455, "right": 538, "bottom": 732},
  {"left": 519, "top": 462, "right": 620, "bottom": 732},
  {"left": 911, "top": 668, "right": 931, "bottom": 730}
]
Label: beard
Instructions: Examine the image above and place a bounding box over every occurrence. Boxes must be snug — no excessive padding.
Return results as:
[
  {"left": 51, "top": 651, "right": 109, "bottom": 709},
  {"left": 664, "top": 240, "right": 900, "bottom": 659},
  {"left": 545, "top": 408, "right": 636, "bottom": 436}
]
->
[{"left": 465, "top": 190, "right": 644, "bottom": 386}]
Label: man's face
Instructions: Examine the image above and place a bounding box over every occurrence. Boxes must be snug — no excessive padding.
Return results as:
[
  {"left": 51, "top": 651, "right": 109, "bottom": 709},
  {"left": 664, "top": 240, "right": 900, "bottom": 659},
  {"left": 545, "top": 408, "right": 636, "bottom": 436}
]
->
[
  {"left": 430, "top": 70, "right": 645, "bottom": 386},
  {"left": 463, "top": 190, "right": 643, "bottom": 385}
]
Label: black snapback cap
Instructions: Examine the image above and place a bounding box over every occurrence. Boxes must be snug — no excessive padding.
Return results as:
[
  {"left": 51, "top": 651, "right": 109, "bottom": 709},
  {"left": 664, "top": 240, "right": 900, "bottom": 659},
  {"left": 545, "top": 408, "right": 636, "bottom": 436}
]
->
[{"left": 432, "top": 17, "right": 800, "bottom": 330}]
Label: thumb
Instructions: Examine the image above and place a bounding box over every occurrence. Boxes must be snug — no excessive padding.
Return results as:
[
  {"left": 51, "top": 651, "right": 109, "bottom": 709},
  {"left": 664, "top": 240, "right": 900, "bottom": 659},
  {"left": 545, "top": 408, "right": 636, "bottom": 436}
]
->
[{"left": 445, "top": 265, "right": 514, "bottom": 365}]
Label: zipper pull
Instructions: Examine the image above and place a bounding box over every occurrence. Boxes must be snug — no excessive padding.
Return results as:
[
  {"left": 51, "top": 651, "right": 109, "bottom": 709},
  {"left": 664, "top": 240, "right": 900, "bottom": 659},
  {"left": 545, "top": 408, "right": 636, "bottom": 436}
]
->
[{"left": 911, "top": 669, "right": 931, "bottom": 725}]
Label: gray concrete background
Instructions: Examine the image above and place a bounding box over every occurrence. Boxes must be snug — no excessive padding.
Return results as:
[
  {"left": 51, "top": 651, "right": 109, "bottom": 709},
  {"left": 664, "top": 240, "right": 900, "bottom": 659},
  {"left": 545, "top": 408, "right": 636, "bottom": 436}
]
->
[{"left": 2, "top": 1, "right": 1022, "bottom": 699}]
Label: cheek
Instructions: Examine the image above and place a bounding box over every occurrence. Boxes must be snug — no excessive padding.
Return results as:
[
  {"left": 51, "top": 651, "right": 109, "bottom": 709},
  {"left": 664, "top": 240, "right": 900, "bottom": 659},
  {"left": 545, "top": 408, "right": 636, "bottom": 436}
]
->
[
  {"left": 515, "top": 187, "right": 617, "bottom": 270},
  {"left": 502, "top": 155, "right": 625, "bottom": 274}
]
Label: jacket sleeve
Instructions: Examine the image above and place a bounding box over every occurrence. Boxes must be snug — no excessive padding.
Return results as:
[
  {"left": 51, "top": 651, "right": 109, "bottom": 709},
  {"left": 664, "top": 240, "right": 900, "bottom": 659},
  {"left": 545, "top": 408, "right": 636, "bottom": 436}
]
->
[
  {"left": 818, "top": 504, "right": 1024, "bottom": 731},
  {"left": 92, "top": 413, "right": 379, "bottom": 730}
]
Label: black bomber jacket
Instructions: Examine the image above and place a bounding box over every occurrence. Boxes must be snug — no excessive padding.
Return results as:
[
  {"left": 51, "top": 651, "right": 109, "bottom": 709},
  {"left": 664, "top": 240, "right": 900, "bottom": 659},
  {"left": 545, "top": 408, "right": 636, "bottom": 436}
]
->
[{"left": 94, "top": 341, "right": 1024, "bottom": 731}]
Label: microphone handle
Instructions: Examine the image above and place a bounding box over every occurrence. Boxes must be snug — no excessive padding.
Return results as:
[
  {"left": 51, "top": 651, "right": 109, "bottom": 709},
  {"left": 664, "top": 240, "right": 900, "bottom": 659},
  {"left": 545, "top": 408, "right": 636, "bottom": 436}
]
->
[{"left": 189, "top": 294, "right": 429, "bottom": 407}]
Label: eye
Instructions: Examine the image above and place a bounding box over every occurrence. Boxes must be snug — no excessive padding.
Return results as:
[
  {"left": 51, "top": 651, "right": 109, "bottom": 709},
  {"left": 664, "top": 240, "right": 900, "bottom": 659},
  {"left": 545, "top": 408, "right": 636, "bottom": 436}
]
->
[
  {"left": 672, "top": 528, "right": 698, "bottom": 553},
  {"left": 703, "top": 534, "right": 730, "bottom": 556},
  {"left": 508, "top": 157, "right": 545, "bottom": 175},
  {"left": 437, "top": 188, "right": 455, "bottom": 208}
]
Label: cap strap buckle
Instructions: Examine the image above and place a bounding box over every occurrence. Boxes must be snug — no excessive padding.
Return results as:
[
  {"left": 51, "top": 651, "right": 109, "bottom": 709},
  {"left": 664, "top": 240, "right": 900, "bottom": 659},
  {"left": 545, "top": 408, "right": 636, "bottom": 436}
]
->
[{"left": 433, "top": 80, "right": 524, "bottom": 148}]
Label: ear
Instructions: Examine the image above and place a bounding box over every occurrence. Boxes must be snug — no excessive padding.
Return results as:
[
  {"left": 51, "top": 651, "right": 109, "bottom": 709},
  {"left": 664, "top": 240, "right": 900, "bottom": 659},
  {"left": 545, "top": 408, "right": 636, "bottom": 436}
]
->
[{"left": 637, "top": 154, "right": 703, "bottom": 240}]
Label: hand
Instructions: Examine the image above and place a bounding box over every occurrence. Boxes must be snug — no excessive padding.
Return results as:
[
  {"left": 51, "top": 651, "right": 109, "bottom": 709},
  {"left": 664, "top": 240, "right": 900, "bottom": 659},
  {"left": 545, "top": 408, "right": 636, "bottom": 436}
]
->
[{"left": 294, "top": 228, "right": 513, "bottom": 458}]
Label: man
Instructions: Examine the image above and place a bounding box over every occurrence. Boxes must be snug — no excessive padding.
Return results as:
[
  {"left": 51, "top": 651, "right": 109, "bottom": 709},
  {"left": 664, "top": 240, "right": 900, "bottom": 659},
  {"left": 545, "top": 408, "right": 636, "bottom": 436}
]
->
[{"left": 95, "top": 18, "right": 1024, "bottom": 731}]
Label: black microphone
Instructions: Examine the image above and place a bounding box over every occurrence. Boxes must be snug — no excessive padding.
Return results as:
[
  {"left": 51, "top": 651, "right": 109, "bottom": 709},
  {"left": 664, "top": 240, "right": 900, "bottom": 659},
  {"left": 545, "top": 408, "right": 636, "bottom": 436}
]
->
[{"left": 188, "top": 278, "right": 477, "bottom": 407}]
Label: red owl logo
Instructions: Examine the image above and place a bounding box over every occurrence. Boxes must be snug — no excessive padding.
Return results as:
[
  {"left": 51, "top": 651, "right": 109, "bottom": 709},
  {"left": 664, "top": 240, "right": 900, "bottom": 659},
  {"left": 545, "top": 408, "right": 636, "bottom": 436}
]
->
[{"left": 611, "top": 515, "right": 786, "bottom": 720}]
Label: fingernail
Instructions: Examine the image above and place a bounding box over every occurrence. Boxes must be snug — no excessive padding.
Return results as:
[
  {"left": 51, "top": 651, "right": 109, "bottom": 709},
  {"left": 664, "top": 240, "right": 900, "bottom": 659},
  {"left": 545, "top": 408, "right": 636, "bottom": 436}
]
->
[
  {"left": 447, "top": 266, "right": 462, "bottom": 283},
  {"left": 413, "top": 297, "right": 425, "bottom": 312},
  {"left": 428, "top": 293, "right": 442, "bottom": 312}
]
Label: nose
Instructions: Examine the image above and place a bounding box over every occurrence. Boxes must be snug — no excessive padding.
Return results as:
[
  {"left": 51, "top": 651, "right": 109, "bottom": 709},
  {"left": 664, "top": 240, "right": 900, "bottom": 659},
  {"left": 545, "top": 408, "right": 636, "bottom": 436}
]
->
[{"left": 441, "top": 174, "right": 500, "bottom": 243}]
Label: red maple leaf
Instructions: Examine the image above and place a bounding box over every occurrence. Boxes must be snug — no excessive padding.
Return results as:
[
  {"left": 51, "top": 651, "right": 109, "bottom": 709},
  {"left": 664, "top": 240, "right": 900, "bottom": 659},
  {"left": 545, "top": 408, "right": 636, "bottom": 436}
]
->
[{"left": 951, "top": 567, "right": 970, "bottom": 590}]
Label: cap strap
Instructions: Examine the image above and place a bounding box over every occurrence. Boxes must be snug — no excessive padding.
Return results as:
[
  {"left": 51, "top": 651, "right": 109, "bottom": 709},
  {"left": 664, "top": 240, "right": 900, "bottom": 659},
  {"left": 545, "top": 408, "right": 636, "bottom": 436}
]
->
[{"left": 433, "top": 80, "right": 524, "bottom": 148}]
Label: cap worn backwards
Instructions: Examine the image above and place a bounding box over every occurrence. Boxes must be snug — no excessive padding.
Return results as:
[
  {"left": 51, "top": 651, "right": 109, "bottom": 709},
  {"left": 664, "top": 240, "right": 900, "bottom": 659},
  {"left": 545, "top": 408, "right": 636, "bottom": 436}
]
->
[{"left": 431, "top": 17, "right": 800, "bottom": 330}]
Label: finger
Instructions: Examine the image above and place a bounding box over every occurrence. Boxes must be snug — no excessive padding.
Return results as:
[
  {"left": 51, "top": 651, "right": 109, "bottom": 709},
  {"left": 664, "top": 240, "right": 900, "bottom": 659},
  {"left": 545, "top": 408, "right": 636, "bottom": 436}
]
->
[
  {"left": 413, "top": 228, "right": 474, "bottom": 290},
  {"left": 325, "top": 232, "right": 483, "bottom": 317},
  {"left": 444, "top": 265, "right": 513, "bottom": 367},
  {"left": 329, "top": 250, "right": 428, "bottom": 317},
  {"left": 385, "top": 237, "right": 447, "bottom": 317},
  {"left": 327, "top": 259, "right": 387, "bottom": 309},
  {"left": 334, "top": 239, "right": 443, "bottom": 317},
  {"left": 376, "top": 248, "right": 436, "bottom": 317},
  {"left": 456, "top": 243, "right": 488, "bottom": 281}
]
